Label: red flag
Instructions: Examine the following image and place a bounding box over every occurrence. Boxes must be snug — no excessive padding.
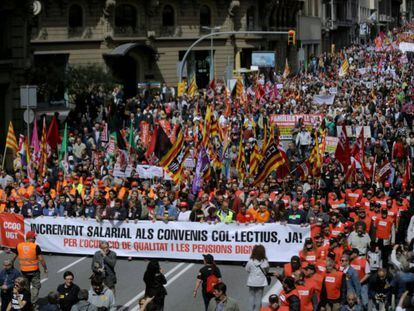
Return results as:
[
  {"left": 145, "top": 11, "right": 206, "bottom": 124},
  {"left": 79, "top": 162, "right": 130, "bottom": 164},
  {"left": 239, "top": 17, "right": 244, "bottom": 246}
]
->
[
  {"left": 335, "top": 125, "right": 351, "bottom": 172},
  {"left": 47, "top": 116, "right": 61, "bottom": 150},
  {"left": 140, "top": 121, "right": 150, "bottom": 148},
  {"left": 276, "top": 146, "right": 290, "bottom": 180},
  {"left": 351, "top": 127, "right": 364, "bottom": 159},
  {"left": 209, "top": 78, "right": 216, "bottom": 91},
  {"left": 145, "top": 126, "right": 158, "bottom": 161},
  {"left": 255, "top": 83, "right": 265, "bottom": 100},
  {"left": 297, "top": 160, "right": 311, "bottom": 181},
  {"left": 403, "top": 158, "right": 411, "bottom": 191}
]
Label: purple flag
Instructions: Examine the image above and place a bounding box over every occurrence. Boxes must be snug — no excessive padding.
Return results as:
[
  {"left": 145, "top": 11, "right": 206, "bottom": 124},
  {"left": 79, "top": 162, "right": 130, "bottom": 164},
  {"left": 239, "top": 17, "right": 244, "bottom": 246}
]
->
[
  {"left": 31, "top": 117, "right": 40, "bottom": 153},
  {"left": 192, "top": 147, "right": 210, "bottom": 194}
]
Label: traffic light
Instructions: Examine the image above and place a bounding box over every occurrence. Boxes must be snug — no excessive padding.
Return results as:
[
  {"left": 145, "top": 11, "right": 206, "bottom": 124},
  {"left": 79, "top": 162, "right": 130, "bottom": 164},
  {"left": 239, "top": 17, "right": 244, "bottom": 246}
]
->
[{"left": 288, "top": 30, "right": 296, "bottom": 46}]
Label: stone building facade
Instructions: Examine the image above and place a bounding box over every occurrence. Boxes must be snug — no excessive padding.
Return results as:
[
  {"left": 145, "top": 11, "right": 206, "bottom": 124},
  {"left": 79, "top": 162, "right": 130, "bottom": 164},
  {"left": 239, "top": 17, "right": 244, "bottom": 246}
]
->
[{"left": 30, "top": 0, "right": 305, "bottom": 95}]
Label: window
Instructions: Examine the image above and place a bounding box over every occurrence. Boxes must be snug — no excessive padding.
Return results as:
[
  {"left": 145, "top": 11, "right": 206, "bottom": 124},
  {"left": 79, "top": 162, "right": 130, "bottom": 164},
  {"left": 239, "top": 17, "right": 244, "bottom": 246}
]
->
[
  {"left": 162, "top": 5, "right": 174, "bottom": 27},
  {"left": 68, "top": 4, "right": 83, "bottom": 28},
  {"left": 200, "top": 5, "right": 211, "bottom": 27},
  {"left": 115, "top": 4, "right": 137, "bottom": 28},
  {"left": 246, "top": 6, "right": 255, "bottom": 30}
]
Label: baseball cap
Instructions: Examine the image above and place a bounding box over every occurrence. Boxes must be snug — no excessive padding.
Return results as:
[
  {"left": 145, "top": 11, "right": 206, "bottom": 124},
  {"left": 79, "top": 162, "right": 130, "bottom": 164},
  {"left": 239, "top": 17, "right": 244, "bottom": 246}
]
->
[
  {"left": 26, "top": 231, "right": 37, "bottom": 239},
  {"left": 203, "top": 254, "right": 214, "bottom": 264}
]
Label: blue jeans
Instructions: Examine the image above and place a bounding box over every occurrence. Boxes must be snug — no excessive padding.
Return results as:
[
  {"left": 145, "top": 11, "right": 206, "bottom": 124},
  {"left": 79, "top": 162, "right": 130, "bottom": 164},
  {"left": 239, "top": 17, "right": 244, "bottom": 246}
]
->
[{"left": 391, "top": 271, "right": 414, "bottom": 300}]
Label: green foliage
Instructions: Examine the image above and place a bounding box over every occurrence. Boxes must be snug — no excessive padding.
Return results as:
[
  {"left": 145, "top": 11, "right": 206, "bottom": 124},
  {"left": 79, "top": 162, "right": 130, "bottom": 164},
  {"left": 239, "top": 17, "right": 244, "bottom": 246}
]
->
[{"left": 65, "top": 64, "right": 115, "bottom": 102}]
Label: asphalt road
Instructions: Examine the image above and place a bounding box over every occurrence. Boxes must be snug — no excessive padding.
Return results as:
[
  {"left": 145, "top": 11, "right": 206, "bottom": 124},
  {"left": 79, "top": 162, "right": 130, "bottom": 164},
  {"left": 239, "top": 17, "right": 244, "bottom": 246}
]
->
[{"left": 0, "top": 250, "right": 282, "bottom": 311}]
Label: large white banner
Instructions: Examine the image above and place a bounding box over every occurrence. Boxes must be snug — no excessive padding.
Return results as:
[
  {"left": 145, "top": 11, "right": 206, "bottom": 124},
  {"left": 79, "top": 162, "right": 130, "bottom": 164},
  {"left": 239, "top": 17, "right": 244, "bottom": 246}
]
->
[{"left": 24, "top": 218, "right": 309, "bottom": 262}]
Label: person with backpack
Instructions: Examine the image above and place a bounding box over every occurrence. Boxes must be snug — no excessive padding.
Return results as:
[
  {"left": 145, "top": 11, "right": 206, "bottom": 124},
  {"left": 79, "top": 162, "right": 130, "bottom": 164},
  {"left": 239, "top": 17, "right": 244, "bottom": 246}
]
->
[
  {"left": 245, "top": 245, "right": 270, "bottom": 311},
  {"left": 193, "top": 254, "right": 222, "bottom": 311}
]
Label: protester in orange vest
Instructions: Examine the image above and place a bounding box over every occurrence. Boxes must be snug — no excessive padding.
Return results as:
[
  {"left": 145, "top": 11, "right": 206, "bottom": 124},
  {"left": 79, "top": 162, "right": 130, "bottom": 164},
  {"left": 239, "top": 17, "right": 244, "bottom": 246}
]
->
[
  {"left": 278, "top": 256, "right": 301, "bottom": 279},
  {"left": 293, "top": 270, "right": 316, "bottom": 311},
  {"left": 350, "top": 248, "right": 370, "bottom": 308},
  {"left": 320, "top": 258, "right": 346, "bottom": 310},
  {"left": 12, "top": 231, "right": 47, "bottom": 308},
  {"left": 299, "top": 238, "right": 318, "bottom": 265},
  {"left": 303, "top": 264, "right": 323, "bottom": 302},
  {"left": 374, "top": 208, "right": 395, "bottom": 266},
  {"left": 278, "top": 277, "right": 300, "bottom": 311}
]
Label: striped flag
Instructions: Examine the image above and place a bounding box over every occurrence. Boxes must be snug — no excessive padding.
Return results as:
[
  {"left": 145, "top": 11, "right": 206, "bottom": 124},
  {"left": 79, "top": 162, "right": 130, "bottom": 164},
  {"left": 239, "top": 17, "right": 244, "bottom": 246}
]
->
[
  {"left": 201, "top": 104, "right": 213, "bottom": 147},
  {"left": 338, "top": 58, "right": 349, "bottom": 77},
  {"left": 187, "top": 74, "right": 198, "bottom": 97},
  {"left": 235, "top": 77, "right": 244, "bottom": 98},
  {"left": 253, "top": 135, "right": 285, "bottom": 186},
  {"left": 5, "top": 121, "right": 18, "bottom": 153},
  {"left": 249, "top": 143, "right": 262, "bottom": 176},
  {"left": 282, "top": 58, "right": 290, "bottom": 79},
  {"left": 159, "top": 130, "right": 188, "bottom": 184}
]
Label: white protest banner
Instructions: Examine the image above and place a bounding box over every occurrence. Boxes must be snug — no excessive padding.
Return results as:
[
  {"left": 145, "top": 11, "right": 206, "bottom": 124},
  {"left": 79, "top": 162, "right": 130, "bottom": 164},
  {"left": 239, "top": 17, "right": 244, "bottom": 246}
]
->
[
  {"left": 136, "top": 165, "right": 164, "bottom": 179},
  {"left": 399, "top": 42, "right": 414, "bottom": 53},
  {"left": 23, "top": 217, "right": 309, "bottom": 262},
  {"left": 337, "top": 126, "right": 371, "bottom": 138},
  {"left": 325, "top": 136, "right": 339, "bottom": 154},
  {"left": 358, "top": 68, "right": 367, "bottom": 75},
  {"left": 313, "top": 94, "right": 335, "bottom": 105},
  {"left": 276, "top": 84, "right": 284, "bottom": 89},
  {"left": 328, "top": 87, "right": 338, "bottom": 95}
]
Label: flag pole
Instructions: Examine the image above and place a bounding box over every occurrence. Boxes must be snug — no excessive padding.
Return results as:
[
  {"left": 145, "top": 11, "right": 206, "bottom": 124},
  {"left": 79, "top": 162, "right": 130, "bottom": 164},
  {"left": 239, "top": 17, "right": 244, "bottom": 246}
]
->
[{"left": 1, "top": 146, "right": 6, "bottom": 169}]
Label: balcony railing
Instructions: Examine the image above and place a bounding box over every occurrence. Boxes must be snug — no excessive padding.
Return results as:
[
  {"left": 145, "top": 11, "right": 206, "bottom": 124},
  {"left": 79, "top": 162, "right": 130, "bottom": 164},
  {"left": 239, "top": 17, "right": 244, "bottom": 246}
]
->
[{"left": 113, "top": 26, "right": 145, "bottom": 37}]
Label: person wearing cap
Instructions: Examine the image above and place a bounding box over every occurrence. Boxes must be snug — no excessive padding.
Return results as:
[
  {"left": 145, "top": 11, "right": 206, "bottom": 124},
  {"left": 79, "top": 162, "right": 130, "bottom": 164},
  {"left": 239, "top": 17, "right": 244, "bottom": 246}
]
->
[
  {"left": 278, "top": 276, "right": 300, "bottom": 311},
  {"left": 374, "top": 208, "right": 395, "bottom": 266},
  {"left": 0, "top": 260, "right": 21, "bottom": 311},
  {"left": 193, "top": 254, "right": 222, "bottom": 311},
  {"left": 260, "top": 294, "right": 279, "bottom": 311},
  {"left": 299, "top": 238, "right": 318, "bottom": 266},
  {"left": 303, "top": 264, "right": 323, "bottom": 303},
  {"left": 12, "top": 231, "right": 47, "bottom": 309},
  {"left": 292, "top": 270, "right": 316, "bottom": 311}
]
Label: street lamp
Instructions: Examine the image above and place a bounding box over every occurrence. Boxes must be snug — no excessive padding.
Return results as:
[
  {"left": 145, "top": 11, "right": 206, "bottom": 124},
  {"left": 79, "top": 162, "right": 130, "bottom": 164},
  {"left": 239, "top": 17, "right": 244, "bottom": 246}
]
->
[{"left": 201, "top": 26, "right": 221, "bottom": 81}]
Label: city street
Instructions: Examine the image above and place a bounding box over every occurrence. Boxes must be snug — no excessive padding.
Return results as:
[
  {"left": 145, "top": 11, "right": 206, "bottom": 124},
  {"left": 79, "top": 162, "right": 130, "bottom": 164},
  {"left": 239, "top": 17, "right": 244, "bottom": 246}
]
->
[{"left": 0, "top": 250, "right": 282, "bottom": 311}]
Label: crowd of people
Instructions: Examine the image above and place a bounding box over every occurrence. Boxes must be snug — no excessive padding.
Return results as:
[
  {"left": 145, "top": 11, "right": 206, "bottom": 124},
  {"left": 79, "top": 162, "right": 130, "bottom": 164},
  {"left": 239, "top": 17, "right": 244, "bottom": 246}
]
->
[{"left": 0, "top": 19, "right": 414, "bottom": 311}]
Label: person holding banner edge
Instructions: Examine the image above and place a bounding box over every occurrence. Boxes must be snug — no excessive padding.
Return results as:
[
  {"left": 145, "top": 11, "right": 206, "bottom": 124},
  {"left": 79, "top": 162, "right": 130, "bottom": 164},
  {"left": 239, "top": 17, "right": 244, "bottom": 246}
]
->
[{"left": 12, "top": 231, "right": 47, "bottom": 311}]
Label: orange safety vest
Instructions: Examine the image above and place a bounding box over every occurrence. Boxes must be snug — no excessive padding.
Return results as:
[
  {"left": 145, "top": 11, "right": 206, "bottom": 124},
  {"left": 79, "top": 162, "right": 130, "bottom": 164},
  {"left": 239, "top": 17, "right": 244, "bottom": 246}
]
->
[
  {"left": 375, "top": 217, "right": 393, "bottom": 239},
  {"left": 279, "top": 289, "right": 299, "bottom": 311},
  {"left": 296, "top": 283, "right": 314, "bottom": 311},
  {"left": 324, "top": 270, "right": 344, "bottom": 301},
  {"left": 0, "top": 189, "right": 7, "bottom": 212},
  {"left": 350, "top": 257, "right": 368, "bottom": 281},
  {"left": 299, "top": 250, "right": 317, "bottom": 265},
  {"left": 17, "top": 242, "right": 39, "bottom": 272}
]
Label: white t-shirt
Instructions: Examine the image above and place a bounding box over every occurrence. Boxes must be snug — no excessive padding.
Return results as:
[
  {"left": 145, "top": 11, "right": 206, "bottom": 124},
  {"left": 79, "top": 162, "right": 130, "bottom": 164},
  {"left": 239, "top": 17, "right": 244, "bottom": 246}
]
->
[{"left": 177, "top": 211, "right": 191, "bottom": 222}]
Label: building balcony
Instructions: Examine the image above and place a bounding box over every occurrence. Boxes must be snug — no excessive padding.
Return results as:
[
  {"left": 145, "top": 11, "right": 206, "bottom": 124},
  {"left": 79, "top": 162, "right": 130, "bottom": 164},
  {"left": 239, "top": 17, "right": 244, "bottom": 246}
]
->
[
  {"left": 159, "top": 26, "right": 182, "bottom": 37},
  {"left": 113, "top": 26, "right": 146, "bottom": 37}
]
